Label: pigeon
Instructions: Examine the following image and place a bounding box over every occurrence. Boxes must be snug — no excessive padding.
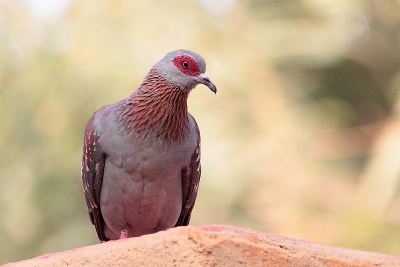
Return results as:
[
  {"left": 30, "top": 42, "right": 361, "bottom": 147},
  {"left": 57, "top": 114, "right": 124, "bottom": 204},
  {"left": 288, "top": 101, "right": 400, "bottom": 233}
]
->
[{"left": 81, "top": 49, "right": 216, "bottom": 241}]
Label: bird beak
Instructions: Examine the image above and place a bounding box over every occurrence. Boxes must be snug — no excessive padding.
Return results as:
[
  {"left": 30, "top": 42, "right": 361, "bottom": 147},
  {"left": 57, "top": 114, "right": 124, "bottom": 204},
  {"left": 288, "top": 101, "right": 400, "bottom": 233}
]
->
[{"left": 198, "top": 74, "right": 217, "bottom": 94}]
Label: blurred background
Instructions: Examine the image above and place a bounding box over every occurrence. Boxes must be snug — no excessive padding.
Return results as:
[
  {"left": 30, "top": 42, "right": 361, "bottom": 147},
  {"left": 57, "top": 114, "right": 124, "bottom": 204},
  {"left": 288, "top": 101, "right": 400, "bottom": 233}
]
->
[{"left": 1, "top": 0, "right": 400, "bottom": 264}]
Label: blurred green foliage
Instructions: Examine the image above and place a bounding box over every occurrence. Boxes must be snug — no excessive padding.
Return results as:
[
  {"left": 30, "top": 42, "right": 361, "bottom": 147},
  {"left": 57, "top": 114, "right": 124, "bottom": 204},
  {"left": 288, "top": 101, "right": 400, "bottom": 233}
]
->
[{"left": 1, "top": 0, "right": 400, "bottom": 264}]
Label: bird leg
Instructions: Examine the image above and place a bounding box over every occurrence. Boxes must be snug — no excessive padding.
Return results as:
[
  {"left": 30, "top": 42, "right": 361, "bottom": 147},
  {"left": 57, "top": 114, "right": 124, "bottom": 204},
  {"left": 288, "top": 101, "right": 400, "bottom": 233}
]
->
[{"left": 119, "top": 228, "right": 128, "bottom": 239}]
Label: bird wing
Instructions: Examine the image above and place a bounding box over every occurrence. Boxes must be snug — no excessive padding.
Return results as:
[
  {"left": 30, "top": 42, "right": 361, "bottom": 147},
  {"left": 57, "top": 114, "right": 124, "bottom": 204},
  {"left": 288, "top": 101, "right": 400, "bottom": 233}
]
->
[
  {"left": 81, "top": 115, "right": 108, "bottom": 241},
  {"left": 175, "top": 116, "right": 201, "bottom": 226}
]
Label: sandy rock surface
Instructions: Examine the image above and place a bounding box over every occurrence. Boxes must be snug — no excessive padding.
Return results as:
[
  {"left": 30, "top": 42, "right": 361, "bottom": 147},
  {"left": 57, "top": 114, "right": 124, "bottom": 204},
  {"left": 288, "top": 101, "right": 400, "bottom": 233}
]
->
[{"left": 4, "top": 225, "right": 400, "bottom": 267}]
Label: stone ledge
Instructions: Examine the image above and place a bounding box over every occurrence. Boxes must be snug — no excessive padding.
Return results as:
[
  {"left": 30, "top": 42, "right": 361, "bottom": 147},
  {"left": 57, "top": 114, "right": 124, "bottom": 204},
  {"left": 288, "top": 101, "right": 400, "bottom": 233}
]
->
[{"left": 4, "top": 225, "right": 400, "bottom": 267}]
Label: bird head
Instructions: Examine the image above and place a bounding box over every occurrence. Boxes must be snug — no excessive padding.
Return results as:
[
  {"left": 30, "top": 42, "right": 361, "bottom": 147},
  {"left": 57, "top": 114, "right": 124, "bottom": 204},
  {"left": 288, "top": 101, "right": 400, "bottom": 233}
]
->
[{"left": 154, "top": 49, "right": 217, "bottom": 93}]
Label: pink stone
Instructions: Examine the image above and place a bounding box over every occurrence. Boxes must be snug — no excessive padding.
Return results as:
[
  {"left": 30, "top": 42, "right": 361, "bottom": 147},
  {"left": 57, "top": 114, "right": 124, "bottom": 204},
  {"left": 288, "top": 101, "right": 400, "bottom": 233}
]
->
[{"left": 4, "top": 225, "right": 400, "bottom": 267}]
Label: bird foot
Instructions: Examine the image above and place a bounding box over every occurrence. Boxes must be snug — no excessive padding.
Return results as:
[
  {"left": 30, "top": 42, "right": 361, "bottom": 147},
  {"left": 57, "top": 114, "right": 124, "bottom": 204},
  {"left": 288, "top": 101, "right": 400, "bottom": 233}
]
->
[{"left": 119, "top": 229, "right": 128, "bottom": 239}]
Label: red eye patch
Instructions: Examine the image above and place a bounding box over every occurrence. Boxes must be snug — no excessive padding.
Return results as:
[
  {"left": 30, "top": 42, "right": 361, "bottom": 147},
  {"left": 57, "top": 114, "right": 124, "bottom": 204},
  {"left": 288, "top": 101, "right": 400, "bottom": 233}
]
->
[{"left": 172, "top": 55, "right": 200, "bottom": 76}]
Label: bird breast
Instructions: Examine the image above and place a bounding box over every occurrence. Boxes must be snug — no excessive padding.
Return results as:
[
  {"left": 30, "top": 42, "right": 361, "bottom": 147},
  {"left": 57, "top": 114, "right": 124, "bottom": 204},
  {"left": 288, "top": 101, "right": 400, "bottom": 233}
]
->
[{"left": 93, "top": 105, "right": 197, "bottom": 237}]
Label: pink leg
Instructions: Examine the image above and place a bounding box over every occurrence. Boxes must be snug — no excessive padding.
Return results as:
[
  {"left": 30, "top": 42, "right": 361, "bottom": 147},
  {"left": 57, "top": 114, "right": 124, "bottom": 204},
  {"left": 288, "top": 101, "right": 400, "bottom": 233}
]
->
[{"left": 119, "top": 229, "right": 128, "bottom": 239}]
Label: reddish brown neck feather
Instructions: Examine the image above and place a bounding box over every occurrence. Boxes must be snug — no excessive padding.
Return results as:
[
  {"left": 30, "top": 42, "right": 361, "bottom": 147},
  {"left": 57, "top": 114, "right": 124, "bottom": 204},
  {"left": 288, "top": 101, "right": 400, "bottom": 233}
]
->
[{"left": 119, "top": 69, "right": 190, "bottom": 143}]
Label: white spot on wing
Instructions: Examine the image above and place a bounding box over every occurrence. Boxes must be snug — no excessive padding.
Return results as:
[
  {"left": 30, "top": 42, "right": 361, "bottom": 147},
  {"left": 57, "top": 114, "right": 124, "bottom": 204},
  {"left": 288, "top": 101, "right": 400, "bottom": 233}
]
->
[{"left": 197, "top": 163, "right": 201, "bottom": 172}]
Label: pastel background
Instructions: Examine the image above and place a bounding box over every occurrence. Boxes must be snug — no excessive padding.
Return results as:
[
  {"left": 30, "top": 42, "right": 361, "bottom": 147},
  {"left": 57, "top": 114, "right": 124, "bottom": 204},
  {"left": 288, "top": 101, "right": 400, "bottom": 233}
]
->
[{"left": 1, "top": 0, "right": 400, "bottom": 264}]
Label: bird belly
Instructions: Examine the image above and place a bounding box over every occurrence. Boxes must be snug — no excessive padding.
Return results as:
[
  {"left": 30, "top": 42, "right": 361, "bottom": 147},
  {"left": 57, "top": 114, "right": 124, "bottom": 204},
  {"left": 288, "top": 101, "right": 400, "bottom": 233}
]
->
[{"left": 100, "top": 150, "right": 184, "bottom": 240}]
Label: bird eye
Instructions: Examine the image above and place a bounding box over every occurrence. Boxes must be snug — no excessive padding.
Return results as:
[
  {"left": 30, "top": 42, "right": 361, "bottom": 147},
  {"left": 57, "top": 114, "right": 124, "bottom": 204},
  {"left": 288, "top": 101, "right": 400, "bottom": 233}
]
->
[{"left": 182, "top": 61, "right": 189, "bottom": 69}]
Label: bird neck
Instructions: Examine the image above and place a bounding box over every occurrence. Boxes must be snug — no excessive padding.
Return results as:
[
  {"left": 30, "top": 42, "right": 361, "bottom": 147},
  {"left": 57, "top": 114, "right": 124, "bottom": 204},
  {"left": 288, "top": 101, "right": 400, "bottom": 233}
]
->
[{"left": 120, "top": 69, "right": 190, "bottom": 143}]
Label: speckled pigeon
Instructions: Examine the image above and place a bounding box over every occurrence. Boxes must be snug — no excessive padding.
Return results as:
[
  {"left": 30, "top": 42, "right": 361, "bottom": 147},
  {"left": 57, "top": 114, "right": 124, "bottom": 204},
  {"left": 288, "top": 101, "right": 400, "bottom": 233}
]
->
[{"left": 81, "top": 49, "right": 216, "bottom": 241}]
